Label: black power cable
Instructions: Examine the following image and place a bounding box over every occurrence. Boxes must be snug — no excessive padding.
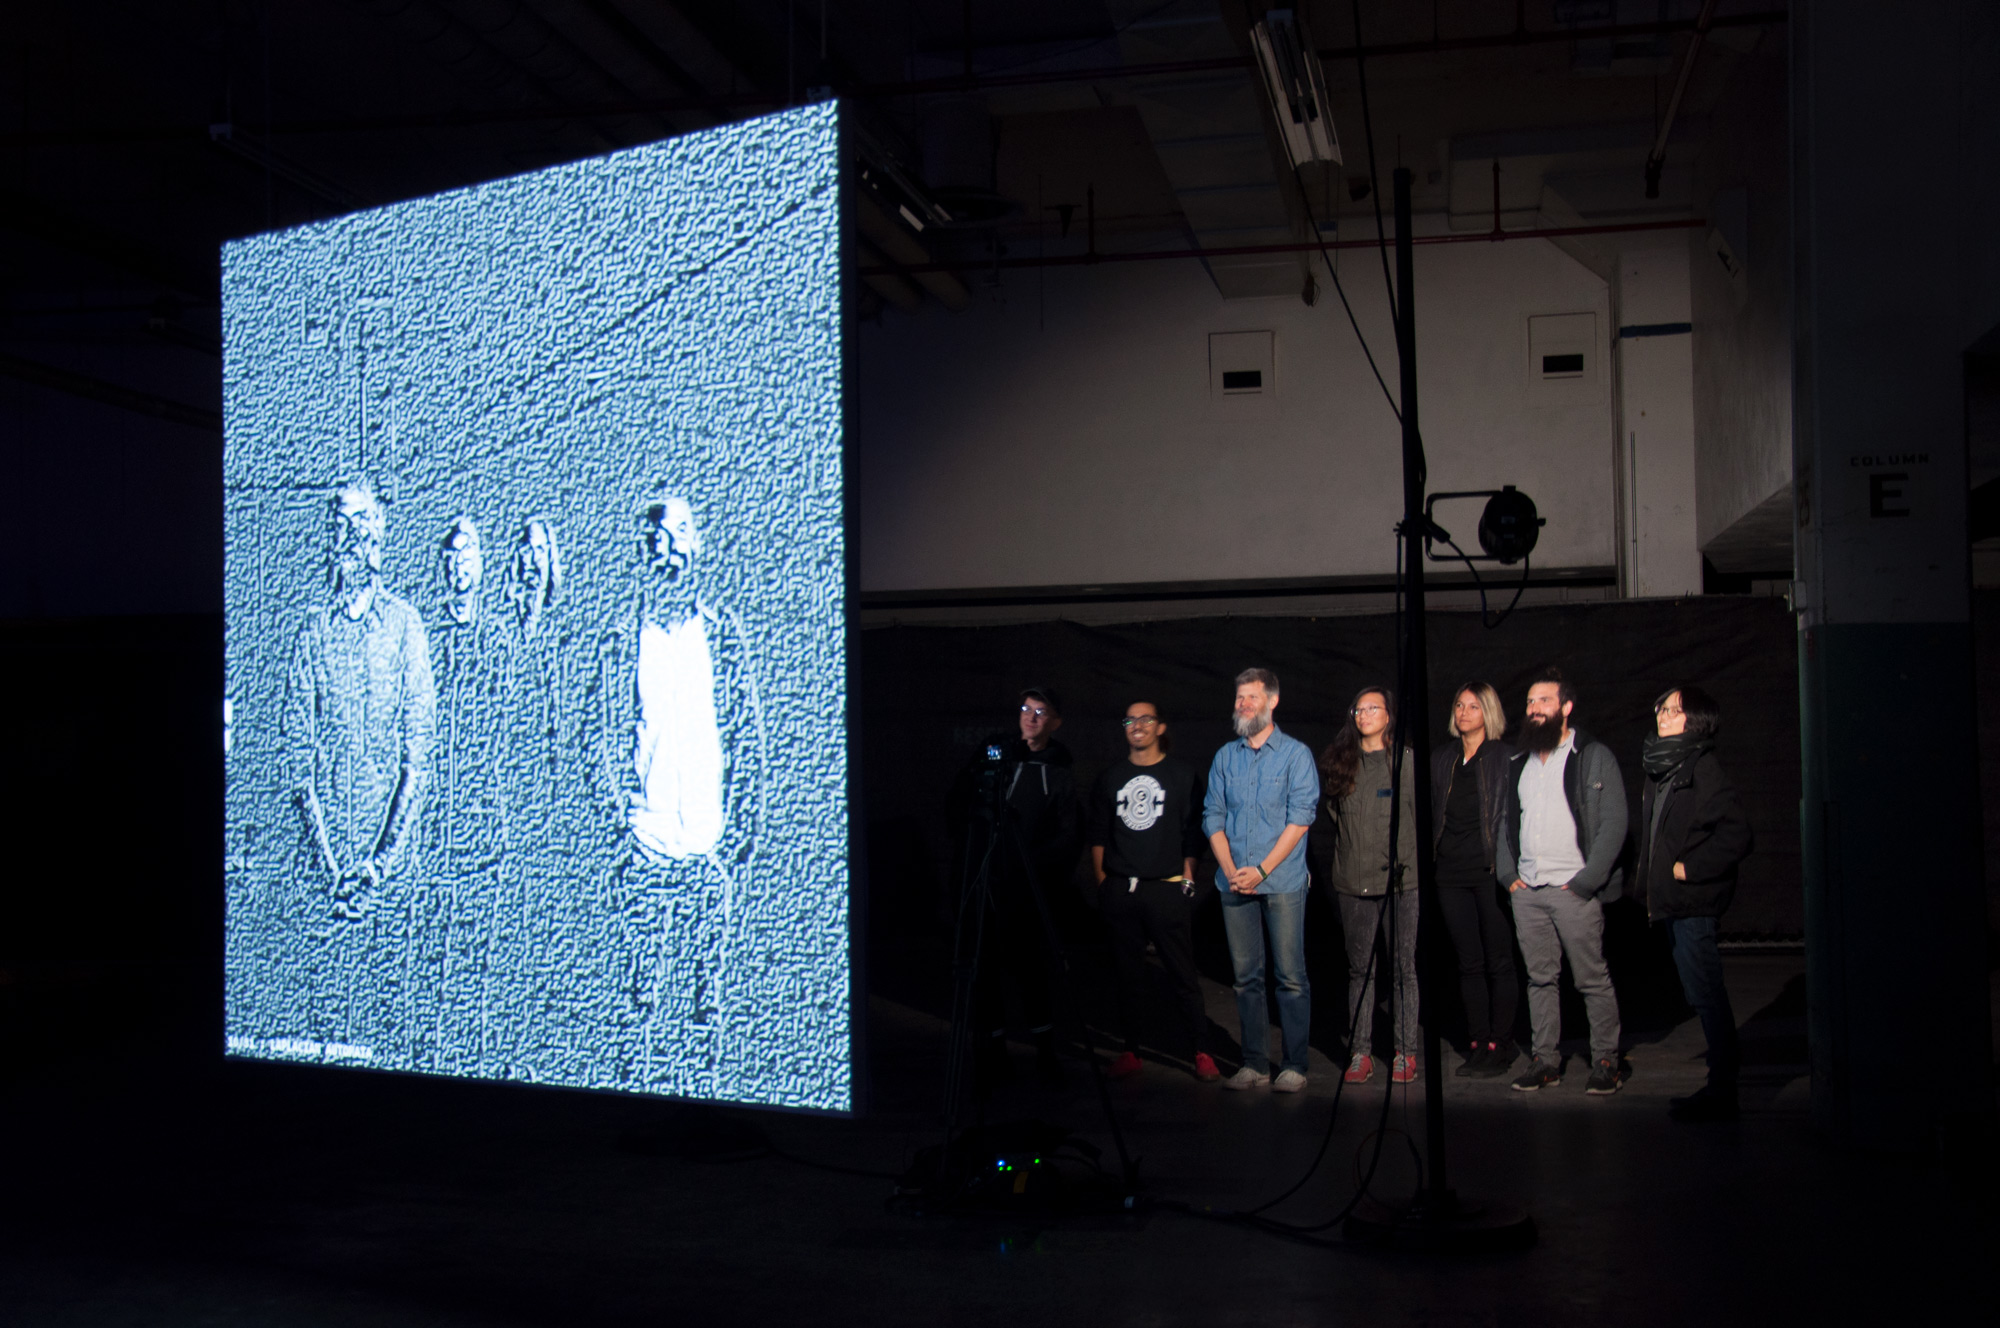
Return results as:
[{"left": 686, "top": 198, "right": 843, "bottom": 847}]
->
[
  {"left": 1433, "top": 533, "right": 1535, "bottom": 629},
  {"left": 1298, "top": 172, "right": 1400, "bottom": 425},
  {"left": 1350, "top": 0, "right": 1399, "bottom": 328}
]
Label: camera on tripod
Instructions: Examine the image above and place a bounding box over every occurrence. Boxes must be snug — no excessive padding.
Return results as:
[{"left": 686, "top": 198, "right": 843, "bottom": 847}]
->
[{"left": 970, "top": 737, "right": 1016, "bottom": 822}]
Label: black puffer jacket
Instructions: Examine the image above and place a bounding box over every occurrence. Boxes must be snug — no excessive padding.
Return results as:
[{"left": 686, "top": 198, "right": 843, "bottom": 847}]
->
[
  {"left": 1636, "top": 748, "right": 1753, "bottom": 921},
  {"left": 1429, "top": 737, "right": 1513, "bottom": 870}
]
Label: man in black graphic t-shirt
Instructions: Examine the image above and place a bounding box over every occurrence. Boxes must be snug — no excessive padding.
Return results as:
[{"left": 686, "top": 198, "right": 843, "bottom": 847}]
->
[{"left": 1089, "top": 701, "right": 1218, "bottom": 1082}]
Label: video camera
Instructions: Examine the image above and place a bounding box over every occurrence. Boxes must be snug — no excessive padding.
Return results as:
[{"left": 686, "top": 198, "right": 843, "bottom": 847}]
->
[{"left": 971, "top": 735, "right": 1017, "bottom": 823}]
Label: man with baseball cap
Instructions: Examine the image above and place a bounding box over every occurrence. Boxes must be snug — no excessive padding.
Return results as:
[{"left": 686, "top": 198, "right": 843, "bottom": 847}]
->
[{"left": 947, "top": 685, "right": 1081, "bottom": 1085}]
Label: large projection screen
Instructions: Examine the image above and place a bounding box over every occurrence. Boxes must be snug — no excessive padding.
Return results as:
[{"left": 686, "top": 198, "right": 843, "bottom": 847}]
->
[{"left": 222, "top": 104, "right": 850, "bottom": 1113}]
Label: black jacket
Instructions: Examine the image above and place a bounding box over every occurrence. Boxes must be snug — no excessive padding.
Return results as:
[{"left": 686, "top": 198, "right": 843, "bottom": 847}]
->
[
  {"left": 947, "top": 737, "right": 1081, "bottom": 886},
  {"left": 1429, "top": 738, "right": 1513, "bottom": 871},
  {"left": 1636, "top": 748, "right": 1753, "bottom": 921}
]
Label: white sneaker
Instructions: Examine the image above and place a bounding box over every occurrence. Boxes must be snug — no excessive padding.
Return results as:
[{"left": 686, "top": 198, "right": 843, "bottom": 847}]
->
[
  {"left": 1272, "top": 1069, "right": 1308, "bottom": 1094},
  {"left": 1220, "top": 1066, "right": 1271, "bottom": 1091}
]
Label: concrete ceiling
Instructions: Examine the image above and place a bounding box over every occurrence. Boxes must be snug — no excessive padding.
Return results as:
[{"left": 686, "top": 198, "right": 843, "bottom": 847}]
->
[{"left": 1, "top": 0, "right": 1782, "bottom": 330}]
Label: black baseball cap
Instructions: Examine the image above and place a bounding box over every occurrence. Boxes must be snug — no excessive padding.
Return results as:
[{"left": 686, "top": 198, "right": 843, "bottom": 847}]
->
[{"left": 1019, "top": 686, "right": 1063, "bottom": 716}]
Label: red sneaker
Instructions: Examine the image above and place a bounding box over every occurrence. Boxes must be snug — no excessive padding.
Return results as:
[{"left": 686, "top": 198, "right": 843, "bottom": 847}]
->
[
  {"left": 1193, "top": 1052, "right": 1222, "bottom": 1082},
  {"left": 1390, "top": 1053, "right": 1418, "bottom": 1084},
  {"left": 1343, "top": 1053, "right": 1374, "bottom": 1084},
  {"left": 1108, "top": 1051, "right": 1143, "bottom": 1078}
]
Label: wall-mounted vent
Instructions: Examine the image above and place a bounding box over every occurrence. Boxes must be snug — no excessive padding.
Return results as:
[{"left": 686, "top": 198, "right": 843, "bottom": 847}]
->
[
  {"left": 1211, "top": 331, "right": 1274, "bottom": 398},
  {"left": 1528, "top": 312, "right": 1598, "bottom": 388}
]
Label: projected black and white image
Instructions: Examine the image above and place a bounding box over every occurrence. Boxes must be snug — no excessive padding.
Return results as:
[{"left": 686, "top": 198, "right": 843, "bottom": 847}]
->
[{"left": 223, "top": 104, "right": 849, "bottom": 1112}]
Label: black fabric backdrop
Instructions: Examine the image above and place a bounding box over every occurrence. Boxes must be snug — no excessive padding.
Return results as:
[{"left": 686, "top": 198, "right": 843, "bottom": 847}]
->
[
  {"left": 858, "top": 596, "right": 1807, "bottom": 1057},
  {"left": 860, "top": 595, "right": 1803, "bottom": 936}
]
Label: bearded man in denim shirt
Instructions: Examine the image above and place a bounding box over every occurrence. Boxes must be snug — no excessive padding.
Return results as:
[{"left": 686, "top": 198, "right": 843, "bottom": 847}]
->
[{"left": 1203, "top": 668, "right": 1321, "bottom": 1093}]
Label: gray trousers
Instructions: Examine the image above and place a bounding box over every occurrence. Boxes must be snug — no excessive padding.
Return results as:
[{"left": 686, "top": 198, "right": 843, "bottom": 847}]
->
[
  {"left": 1337, "top": 891, "right": 1421, "bottom": 1057},
  {"left": 1510, "top": 885, "right": 1621, "bottom": 1066}
]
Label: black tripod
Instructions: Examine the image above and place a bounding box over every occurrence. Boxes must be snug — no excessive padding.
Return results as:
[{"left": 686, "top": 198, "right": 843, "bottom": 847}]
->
[{"left": 909, "top": 752, "right": 1137, "bottom": 1212}]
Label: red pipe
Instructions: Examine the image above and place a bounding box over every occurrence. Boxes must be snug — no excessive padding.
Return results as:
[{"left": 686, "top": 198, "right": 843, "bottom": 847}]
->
[{"left": 856, "top": 218, "right": 1707, "bottom": 278}]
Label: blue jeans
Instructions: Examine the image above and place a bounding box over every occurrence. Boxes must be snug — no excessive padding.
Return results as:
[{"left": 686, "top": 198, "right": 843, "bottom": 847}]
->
[
  {"left": 1668, "top": 916, "right": 1739, "bottom": 1090},
  {"left": 1219, "top": 889, "right": 1310, "bottom": 1074}
]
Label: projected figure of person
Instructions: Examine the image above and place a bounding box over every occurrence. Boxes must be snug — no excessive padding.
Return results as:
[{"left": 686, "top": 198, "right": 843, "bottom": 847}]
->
[
  {"left": 628, "top": 496, "right": 725, "bottom": 860},
  {"left": 503, "top": 517, "right": 570, "bottom": 837},
  {"left": 283, "top": 481, "right": 436, "bottom": 927},
  {"left": 599, "top": 491, "right": 767, "bottom": 1094},
  {"left": 509, "top": 517, "right": 562, "bottom": 642},
  {"left": 421, "top": 516, "right": 509, "bottom": 1071},
  {"left": 490, "top": 515, "right": 582, "bottom": 1073}
]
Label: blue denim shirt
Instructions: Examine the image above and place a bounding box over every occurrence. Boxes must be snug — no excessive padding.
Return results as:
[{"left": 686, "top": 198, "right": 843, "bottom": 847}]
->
[{"left": 1202, "top": 725, "right": 1321, "bottom": 895}]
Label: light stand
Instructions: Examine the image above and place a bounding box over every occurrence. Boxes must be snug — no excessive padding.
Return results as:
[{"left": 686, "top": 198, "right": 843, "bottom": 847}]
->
[{"left": 1343, "top": 167, "right": 1534, "bottom": 1252}]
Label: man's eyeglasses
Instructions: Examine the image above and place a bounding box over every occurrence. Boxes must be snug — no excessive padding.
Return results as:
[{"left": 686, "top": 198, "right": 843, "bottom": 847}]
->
[
  {"left": 1121, "top": 715, "right": 1160, "bottom": 728},
  {"left": 1019, "top": 704, "right": 1050, "bottom": 719}
]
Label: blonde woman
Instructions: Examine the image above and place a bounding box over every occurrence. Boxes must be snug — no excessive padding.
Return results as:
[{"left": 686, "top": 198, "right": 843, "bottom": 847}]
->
[{"left": 1428, "top": 681, "right": 1520, "bottom": 1079}]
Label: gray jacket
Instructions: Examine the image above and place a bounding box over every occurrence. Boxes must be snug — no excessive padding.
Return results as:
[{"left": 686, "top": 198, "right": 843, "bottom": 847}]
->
[
  {"left": 1492, "top": 728, "right": 1629, "bottom": 902},
  {"left": 1326, "top": 746, "right": 1417, "bottom": 897}
]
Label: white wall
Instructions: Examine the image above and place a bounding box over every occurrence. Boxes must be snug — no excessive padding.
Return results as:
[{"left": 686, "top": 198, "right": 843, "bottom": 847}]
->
[
  {"left": 1614, "top": 235, "right": 1703, "bottom": 599},
  {"left": 1689, "top": 45, "right": 1794, "bottom": 556},
  {"left": 854, "top": 229, "right": 1619, "bottom": 593}
]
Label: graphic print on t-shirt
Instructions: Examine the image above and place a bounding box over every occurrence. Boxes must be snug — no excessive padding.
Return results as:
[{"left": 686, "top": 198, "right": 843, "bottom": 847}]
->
[{"left": 1116, "top": 774, "right": 1167, "bottom": 831}]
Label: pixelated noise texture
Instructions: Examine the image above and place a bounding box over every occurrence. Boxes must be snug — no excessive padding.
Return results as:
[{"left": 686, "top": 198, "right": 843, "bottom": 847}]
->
[{"left": 222, "top": 104, "right": 849, "bottom": 1112}]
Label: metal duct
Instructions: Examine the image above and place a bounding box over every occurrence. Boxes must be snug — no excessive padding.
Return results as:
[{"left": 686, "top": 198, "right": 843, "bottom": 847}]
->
[{"left": 1108, "top": 0, "right": 1305, "bottom": 299}]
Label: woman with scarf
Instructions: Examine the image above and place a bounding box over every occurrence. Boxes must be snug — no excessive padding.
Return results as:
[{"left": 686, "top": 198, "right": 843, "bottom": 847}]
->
[{"left": 1638, "top": 686, "right": 1753, "bottom": 1122}]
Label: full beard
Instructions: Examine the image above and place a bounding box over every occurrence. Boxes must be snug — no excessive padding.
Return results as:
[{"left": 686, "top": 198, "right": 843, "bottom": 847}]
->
[
  {"left": 1521, "top": 714, "right": 1564, "bottom": 753},
  {"left": 1233, "top": 709, "right": 1270, "bottom": 739}
]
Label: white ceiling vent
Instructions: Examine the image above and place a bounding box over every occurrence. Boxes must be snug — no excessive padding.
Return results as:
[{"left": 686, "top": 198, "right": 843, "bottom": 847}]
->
[
  {"left": 1528, "top": 312, "right": 1598, "bottom": 388},
  {"left": 1210, "top": 330, "right": 1275, "bottom": 398}
]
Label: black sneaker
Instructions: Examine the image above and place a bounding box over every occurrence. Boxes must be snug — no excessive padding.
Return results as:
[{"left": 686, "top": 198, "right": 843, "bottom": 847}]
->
[
  {"left": 1669, "top": 1085, "right": 1740, "bottom": 1122},
  {"left": 1584, "top": 1057, "right": 1624, "bottom": 1095},
  {"left": 1455, "top": 1044, "right": 1489, "bottom": 1078},
  {"left": 1472, "top": 1040, "right": 1520, "bottom": 1079},
  {"left": 1510, "top": 1060, "right": 1561, "bottom": 1092}
]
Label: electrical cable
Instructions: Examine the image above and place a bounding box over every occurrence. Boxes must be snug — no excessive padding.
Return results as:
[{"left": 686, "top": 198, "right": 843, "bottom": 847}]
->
[
  {"left": 1295, "top": 167, "right": 1400, "bottom": 425},
  {"left": 1349, "top": 0, "right": 1399, "bottom": 328},
  {"left": 960, "top": 0, "right": 1193, "bottom": 80},
  {"left": 762, "top": 1140, "right": 903, "bottom": 1182},
  {"left": 1431, "top": 533, "right": 1534, "bottom": 629},
  {"left": 1170, "top": 28, "right": 1431, "bottom": 1222}
]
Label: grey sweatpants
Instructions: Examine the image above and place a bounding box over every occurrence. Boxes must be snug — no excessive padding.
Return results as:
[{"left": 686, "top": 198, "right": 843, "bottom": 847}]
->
[{"left": 1510, "top": 884, "right": 1621, "bottom": 1066}]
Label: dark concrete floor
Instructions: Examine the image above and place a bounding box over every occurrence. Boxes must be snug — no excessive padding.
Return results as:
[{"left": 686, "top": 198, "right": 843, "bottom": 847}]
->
[{"left": 3, "top": 954, "right": 1995, "bottom": 1326}]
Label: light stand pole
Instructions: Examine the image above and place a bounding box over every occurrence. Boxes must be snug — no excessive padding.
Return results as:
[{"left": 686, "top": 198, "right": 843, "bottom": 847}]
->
[{"left": 1343, "top": 167, "right": 1533, "bottom": 1252}]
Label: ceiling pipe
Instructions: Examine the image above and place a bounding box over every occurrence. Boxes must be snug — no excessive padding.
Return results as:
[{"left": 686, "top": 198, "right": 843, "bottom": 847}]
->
[
  {"left": 1644, "top": 0, "right": 1720, "bottom": 199},
  {"left": 849, "top": 187, "right": 971, "bottom": 311},
  {"left": 850, "top": 237, "right": 924, "bottom": 314},
  {"left": 857, "top": 217, "right": 1707, "bottom": 277},
  {"left": 0, "top": 353, "right": 220, "bottom": 433},
  {"left": 0, "top": 11, "right": 1789, "bottom": 149}
]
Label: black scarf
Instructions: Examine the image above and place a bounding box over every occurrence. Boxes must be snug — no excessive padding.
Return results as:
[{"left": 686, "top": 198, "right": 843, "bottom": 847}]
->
[{"left": 1641, "top": 734, "right": 1711, "bottom": 779}]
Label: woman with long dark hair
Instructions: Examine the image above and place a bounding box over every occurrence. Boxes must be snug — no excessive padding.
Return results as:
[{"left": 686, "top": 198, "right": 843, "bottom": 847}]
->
[
  {"left": 1319, "top": 686, "right": 1418, "bottom": 1084},
  {"left": 1638, "top": 685, "right": 1752, "bottom": 1121},
  {"left": 1429, "top": 681, "right": 1520, "bottom": 1079}
]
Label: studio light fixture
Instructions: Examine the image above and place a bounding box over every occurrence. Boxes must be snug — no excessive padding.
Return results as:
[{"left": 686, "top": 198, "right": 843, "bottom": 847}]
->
[
  {"left": 1250, "top": 9, "right": 1342, "bottom": 167},
  {"left": 1424, "top": 486, "right": 1545, "bottom": 565}
]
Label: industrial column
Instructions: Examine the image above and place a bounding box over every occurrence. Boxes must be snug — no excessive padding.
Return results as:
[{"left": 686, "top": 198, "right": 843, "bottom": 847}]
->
[{"left": 1792, "top": 1, "right": 1995, "bottom": 1149}]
